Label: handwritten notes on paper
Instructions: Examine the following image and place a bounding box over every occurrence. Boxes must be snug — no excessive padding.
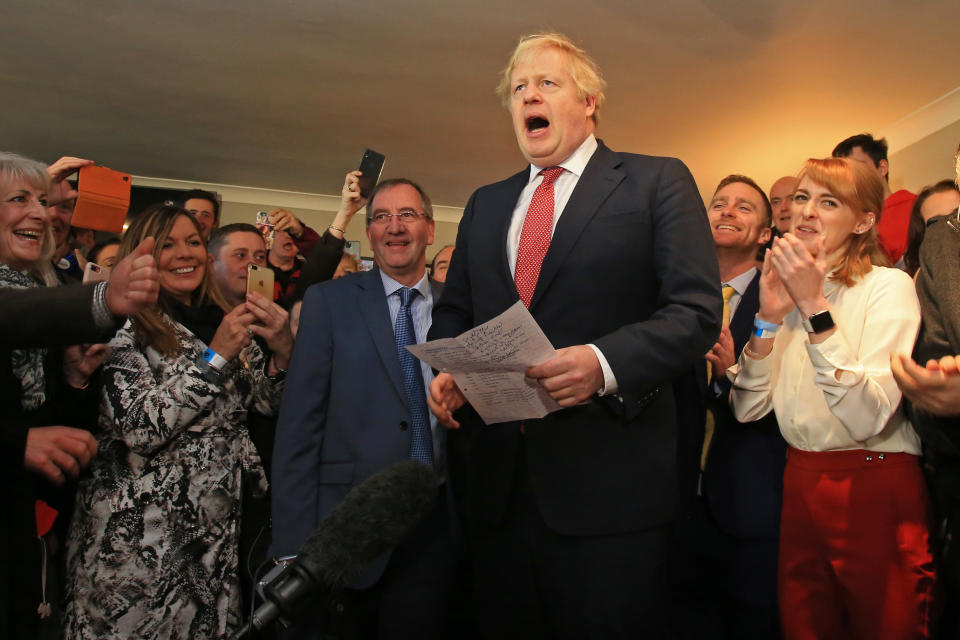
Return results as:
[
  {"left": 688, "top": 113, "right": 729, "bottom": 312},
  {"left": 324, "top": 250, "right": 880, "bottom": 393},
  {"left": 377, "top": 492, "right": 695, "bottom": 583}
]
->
[{"left": 406, "top": 301, "right": 561, "bottom": 424}]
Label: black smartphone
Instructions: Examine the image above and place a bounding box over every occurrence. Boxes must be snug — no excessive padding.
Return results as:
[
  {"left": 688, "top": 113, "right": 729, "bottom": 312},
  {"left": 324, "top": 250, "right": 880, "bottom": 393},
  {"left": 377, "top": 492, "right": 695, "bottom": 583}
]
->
[{"left": 356, "top": 149, "right": 385, "bottom": 198}]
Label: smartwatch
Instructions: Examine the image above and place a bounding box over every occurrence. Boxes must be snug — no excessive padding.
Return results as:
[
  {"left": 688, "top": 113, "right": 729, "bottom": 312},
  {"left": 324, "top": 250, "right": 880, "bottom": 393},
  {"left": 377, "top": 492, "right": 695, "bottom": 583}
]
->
[{"left": 801, "top": 310, "right": 835, "bottom": 334}]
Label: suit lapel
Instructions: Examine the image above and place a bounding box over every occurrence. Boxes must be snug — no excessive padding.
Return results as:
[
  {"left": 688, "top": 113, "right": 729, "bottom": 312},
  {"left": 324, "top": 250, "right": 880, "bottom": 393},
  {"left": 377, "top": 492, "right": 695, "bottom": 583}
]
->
[
  {"left": 357, "top": 268, "right": 406, "bottom": 401},
  {"left": 496, "top": 170, "right": 530, "bottom": 295},
  {"left": 529, "top": 141, "right": 624, "bottom": 310},
  {"left": 428, "top": 277, "right": 443, "bottom": 303}
]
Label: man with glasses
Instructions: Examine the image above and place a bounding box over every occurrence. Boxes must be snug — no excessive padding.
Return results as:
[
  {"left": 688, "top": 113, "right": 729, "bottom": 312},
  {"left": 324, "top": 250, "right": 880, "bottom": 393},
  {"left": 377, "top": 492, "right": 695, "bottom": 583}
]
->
[
  {"left": 45, "top": 156, "right": 94, "bottom": 281},
  {"left": 271, "top": 175, "right": 455, "bottom": 639}
]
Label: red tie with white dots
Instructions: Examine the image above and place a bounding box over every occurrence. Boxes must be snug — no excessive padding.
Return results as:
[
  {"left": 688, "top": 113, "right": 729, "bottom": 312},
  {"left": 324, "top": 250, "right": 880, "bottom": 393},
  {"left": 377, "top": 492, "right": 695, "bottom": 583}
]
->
[{"left": 514, "top": 166, "right": 565, "bottom": 307}]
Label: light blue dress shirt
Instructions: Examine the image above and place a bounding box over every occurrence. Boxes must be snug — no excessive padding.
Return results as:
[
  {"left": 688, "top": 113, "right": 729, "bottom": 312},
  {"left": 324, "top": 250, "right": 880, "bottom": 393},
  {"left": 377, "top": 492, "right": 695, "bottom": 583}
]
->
[{"left": 379, "top": 270, "right": 445, "bottom": 477}]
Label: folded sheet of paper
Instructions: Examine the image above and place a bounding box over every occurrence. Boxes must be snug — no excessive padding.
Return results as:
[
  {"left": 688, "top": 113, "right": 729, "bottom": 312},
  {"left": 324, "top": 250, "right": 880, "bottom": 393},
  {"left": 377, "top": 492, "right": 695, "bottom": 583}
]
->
[{"left": 407, "top": 301, "right": 561, "bottom": 424}]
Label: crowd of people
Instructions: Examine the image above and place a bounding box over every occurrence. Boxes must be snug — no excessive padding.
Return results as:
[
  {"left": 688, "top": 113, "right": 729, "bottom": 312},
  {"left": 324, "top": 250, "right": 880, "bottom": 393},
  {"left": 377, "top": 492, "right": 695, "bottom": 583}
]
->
[{"left": 3, "top": 30, "right": 960, "bottom": 640}]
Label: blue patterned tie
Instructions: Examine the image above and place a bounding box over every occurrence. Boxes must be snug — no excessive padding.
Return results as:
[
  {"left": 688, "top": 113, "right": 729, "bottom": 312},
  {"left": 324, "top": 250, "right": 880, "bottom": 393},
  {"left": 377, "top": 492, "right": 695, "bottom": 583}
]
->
[{"left": 395, "top": 287, "right": 434, "bottom": 466}]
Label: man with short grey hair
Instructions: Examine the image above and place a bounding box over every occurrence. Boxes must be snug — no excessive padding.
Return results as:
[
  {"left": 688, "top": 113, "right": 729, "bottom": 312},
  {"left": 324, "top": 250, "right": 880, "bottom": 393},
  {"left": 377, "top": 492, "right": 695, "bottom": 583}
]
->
[{"left": 272, "top": 173, "right": 455, "bottom": 639}]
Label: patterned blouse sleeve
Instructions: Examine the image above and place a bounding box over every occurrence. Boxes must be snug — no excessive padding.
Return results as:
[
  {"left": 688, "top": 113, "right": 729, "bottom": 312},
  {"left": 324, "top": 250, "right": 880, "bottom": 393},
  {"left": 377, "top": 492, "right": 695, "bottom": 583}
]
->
[
  {"left": 243, "top": 342, "right": 285, "bottom": 416},
  {"left": 101, "top": 323, "right": 224, "bottom": 455}
]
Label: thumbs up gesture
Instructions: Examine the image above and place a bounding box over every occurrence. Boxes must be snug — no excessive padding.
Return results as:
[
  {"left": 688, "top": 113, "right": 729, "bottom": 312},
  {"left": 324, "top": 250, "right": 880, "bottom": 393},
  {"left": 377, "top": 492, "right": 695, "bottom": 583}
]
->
[{"left": 105, "top": 237, "right": 160, "bottom": 316}]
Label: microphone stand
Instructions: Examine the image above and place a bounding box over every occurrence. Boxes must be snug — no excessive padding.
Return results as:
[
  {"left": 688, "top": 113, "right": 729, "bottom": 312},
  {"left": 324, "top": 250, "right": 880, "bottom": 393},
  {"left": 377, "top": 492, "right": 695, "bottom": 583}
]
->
[{"left": 227, "top": 621, "right": 253, "bottom": 640}]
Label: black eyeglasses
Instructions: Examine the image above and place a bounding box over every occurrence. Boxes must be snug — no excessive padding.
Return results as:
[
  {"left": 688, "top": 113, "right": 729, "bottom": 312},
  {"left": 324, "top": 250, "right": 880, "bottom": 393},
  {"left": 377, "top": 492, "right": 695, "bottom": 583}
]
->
[{"left": 367, "top": 210, "right": 430, "bottom": 225}]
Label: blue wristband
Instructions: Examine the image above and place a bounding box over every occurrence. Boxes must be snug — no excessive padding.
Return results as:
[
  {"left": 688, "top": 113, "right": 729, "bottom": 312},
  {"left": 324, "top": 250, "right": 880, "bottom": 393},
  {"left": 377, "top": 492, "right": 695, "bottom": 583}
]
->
[
  {"left": 203, "top": 348, "right": 229, "bottom": 371},
  {"left": 753, "top": 316, "right": 781, "bottom": 339}
]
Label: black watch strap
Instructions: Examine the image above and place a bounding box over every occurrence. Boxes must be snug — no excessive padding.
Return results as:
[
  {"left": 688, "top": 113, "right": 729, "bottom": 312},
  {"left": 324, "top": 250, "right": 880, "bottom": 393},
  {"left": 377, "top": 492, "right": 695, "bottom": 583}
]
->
[{"left": 802, "top": 310, "right": 835, "bottom": 334}]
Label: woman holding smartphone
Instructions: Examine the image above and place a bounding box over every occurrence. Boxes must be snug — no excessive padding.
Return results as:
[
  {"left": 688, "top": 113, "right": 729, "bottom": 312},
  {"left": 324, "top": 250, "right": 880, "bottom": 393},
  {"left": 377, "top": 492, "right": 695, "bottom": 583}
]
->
[
  {"left": 730, "top": 157, "right": 934, "bottom": 639},
  {"left": 65, "top": 203, "right": 292, "bottom": 639}
]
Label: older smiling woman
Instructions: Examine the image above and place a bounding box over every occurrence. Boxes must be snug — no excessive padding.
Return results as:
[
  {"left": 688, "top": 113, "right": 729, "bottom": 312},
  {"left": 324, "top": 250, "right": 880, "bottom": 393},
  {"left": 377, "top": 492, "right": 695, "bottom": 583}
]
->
[{"left": 0, "top": 152, "right": 106, "bottom": 639}]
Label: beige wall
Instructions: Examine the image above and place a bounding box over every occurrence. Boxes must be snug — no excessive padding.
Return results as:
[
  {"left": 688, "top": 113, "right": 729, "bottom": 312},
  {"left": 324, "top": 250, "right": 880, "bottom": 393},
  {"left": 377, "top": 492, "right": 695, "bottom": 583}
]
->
[
  {"left": 889, "top": 120, "right": 960, "bottom": 194},
  {"left": 133, "top": 176, "right": 463, "bottom": 265},
  {"left": 137, "top": 119, "right": 960, "bottom": 264},
  {"left": 220, "top": 203, "right": 461, "bottom": 264}
]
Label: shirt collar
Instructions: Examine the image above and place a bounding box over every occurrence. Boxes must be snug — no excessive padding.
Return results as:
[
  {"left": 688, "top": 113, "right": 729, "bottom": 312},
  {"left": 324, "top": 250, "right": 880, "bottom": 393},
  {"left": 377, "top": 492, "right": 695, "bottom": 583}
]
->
[
  {"left": 527, "top": 134, "right": 598, "bottom": 183},
  {"left": 379, "top": 269, "right": 432, "bottom": 302},
  {"left": 723, "top": 266, "right": 757, "bottom": 297}
]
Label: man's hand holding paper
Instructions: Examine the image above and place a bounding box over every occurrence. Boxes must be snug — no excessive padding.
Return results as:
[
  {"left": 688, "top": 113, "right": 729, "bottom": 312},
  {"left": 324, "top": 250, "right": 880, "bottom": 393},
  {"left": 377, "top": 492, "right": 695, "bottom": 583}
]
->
[
  {"left": 525, "top": 345, "right": 604, "bottom": 407},
  {"left": 428, "top": 373, "right": 467, "bottom": 429},
  {"left": 410, "top": 301, "right": 562, "bottom": 425}
]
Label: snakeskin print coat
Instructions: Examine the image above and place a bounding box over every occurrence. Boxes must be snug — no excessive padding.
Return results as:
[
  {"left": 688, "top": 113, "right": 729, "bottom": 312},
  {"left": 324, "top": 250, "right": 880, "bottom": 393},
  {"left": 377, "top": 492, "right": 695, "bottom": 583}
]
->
[{"left": 64, "top": 317, "right": 283, "bottom": 639}]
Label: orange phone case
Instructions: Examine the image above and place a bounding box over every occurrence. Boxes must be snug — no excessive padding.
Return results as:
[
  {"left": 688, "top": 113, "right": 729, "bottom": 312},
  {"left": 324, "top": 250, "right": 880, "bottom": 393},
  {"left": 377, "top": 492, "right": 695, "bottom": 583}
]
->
[{"left": 71, "top": 165, "right": 132, "bottom": 233}]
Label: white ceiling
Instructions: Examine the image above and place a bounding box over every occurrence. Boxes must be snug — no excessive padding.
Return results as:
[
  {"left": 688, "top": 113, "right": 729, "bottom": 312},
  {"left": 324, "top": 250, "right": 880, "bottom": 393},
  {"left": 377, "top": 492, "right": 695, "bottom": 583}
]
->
[{"left": 3, "top": 0, "right": 958, "bottom": 209}]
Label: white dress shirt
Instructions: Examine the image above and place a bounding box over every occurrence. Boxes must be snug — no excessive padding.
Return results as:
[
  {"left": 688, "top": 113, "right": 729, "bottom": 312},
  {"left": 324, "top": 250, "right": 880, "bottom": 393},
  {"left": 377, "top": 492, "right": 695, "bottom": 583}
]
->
[
  {"left": 729, "top": 266, "right": 922, "bottom": 454},
  {"left": 380, "top": 270, "right": 445, "bottom": 475},
  {"left": 505, "top": 134, "right": 617, "bottom": 395},
  {"left": 723, "top": 267, "right": 757, "bottom": 322}
]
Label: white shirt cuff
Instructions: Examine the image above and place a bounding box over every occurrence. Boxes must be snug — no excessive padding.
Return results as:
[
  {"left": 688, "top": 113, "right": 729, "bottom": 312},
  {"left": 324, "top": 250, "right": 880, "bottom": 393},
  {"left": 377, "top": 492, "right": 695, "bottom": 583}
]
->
[{"left": 587, "top": 344, "right": 618, "bottom": 396}]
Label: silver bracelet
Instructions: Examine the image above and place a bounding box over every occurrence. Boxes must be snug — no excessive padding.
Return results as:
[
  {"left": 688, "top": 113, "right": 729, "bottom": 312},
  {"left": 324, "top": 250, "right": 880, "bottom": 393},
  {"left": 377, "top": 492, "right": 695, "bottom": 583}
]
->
[
  {"left": 91, "top": 282, "right": 114, "bottom": 329},
  {"left": 328, "top": 224, "right": 345, "bottom": 235}
]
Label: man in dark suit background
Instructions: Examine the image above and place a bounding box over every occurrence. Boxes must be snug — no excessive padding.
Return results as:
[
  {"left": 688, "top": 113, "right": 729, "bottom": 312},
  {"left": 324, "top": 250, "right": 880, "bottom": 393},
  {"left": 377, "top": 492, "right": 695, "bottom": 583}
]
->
[
  {"left": 427, "top": 32, "right": 721, "bottom": 638},
  {"left": 670, "top": 175, "right": 787, "bottom": 639},
  {"left": 271, "top": 173, "right": 455, "bottom": 639}
]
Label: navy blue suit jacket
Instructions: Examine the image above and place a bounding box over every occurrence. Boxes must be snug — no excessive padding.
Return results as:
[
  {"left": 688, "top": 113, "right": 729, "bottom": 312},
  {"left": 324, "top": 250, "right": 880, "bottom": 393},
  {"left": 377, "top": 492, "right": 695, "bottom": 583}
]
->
[
  {"left": 702, "top": 271, "right": 786, "bottom": 540},
  {"left": 430, "top": 140, "right": 722, "bottom": 536},
  {"left": 270, "top": 267, "right": 441, "bottom": 587}
]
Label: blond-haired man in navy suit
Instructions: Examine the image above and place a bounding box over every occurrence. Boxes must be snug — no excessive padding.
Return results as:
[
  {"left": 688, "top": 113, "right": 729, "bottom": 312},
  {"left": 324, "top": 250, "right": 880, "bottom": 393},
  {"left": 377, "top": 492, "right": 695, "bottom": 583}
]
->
[{"left": 428, "top": 33, "right": 721, "bottom": 638}]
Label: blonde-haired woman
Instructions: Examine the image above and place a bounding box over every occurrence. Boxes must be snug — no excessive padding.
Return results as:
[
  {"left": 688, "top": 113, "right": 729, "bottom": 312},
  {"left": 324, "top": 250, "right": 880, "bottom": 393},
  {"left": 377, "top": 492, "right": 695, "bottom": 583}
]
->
[
  {"left": 65, "top": 203, "right": 292, "bottom": 639},
  {"left": 0, "top": 152, "right": 107, "bottom": 639},
  {"left": 730, "top": 157, "right": 934, "bottom": 639}
]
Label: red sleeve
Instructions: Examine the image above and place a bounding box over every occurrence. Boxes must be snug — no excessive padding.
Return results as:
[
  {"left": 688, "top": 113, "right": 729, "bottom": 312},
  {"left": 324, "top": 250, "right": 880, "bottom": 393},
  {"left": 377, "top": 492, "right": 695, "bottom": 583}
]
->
[{"left": 293, "top": 223, "right": 321, "bottom": 256}]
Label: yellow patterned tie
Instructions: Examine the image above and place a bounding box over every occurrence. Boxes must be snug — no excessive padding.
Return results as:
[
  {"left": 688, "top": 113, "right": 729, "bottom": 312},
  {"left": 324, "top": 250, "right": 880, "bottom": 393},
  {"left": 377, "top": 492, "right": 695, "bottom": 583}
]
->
[{"left": 702, "top": 284, "right": 736, "bottom": 470}]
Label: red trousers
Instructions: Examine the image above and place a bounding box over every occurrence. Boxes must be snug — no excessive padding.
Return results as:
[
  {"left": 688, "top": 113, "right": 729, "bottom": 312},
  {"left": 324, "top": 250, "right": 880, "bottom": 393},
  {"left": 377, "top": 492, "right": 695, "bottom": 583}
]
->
[{"left": 779, "top": 448, "right": 935, "bottom": 640}]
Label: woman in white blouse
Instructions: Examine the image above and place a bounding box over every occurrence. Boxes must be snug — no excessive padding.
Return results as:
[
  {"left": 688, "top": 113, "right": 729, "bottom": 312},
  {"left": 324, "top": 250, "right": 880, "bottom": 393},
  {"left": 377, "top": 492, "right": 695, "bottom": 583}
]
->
[{"left": 730, "top": 157, "right": 934, "bottom": 639}]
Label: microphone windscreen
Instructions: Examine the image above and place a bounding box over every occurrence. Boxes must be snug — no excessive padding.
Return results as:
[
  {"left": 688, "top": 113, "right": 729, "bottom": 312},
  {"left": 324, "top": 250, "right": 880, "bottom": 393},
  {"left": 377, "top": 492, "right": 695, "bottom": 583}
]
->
[{"left": 297, "top": 460, "right": 438, "bottom": 588}]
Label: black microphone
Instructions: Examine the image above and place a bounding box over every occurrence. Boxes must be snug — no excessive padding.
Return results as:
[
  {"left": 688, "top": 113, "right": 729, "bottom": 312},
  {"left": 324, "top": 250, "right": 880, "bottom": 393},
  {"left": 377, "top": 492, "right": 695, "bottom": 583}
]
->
[{"left": 247, "top": 460, "right": 438, "bottom": 633}]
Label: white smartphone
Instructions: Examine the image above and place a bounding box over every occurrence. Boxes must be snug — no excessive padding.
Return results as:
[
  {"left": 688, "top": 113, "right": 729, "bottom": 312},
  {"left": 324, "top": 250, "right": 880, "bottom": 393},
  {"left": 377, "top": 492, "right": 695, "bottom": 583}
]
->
[{"left": 82, "top": 262, "right": 111, "bottom": 284}]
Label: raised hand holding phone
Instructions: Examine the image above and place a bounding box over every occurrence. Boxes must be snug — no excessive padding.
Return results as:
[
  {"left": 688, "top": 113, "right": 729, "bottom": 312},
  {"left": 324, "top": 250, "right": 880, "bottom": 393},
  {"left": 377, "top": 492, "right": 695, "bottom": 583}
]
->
[
  {"left": 356, "top": 149, "right": 385, "bottom": 198},
  {"left": 245, "top": 291, "right": 293, "bottom": 372},
  {"left": 209, "top": 305, "right": 256, "bottom": 361}
]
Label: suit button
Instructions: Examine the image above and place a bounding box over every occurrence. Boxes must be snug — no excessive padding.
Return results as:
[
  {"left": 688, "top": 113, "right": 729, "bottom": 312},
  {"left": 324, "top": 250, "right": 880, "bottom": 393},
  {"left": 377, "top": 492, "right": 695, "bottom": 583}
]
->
[{"left": 400, "top": 421, "right": 409, "bottom": 431}]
